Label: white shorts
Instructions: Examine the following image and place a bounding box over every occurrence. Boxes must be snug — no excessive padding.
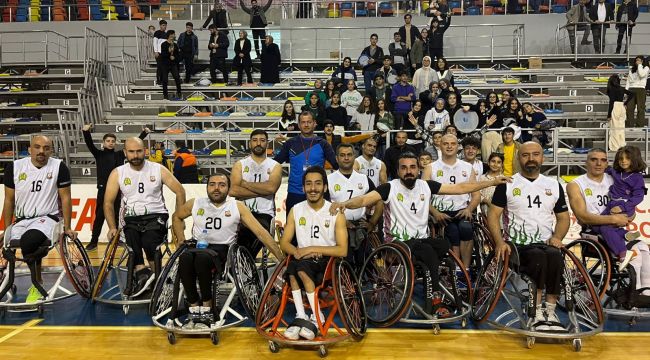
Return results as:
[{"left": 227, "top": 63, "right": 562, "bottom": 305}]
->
[{"left": 9, "top": 216, "right": 59, "bottom": 245}]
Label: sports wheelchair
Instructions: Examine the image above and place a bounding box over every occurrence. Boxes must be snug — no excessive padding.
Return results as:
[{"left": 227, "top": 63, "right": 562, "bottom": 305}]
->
[
  {"left": 566, "top": 231, "right": 650, "bottom": 325},
  {"left": 471, "top": 242, "right": 604, "bottom": 351},
  {"left": 255, "top": 255, "right": 367, "bottom": 357},
  {"left": 149, "top": 240, "right": 263, "bottom": 345},
  {"left": 0, "top": 222, "right": 94, "bottom": 316}
]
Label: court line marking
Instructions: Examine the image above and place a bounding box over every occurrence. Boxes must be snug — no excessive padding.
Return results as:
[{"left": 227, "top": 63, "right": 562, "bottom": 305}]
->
[{"left": 0, "top": 319, "right": 43, "bottom": 344}]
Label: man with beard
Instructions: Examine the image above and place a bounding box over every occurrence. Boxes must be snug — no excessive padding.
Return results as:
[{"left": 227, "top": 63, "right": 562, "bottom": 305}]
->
[
  {"left": 383, "top": 130, "right": 416, "bottom": 180},
  {"left": 330, "top": 152, "right": 507, "bottom": 315},
  {"left": 354, "top": 137, "right": 388, "bottom": 187},
  {"left": 423, "top": 134, "right": 480, "bottom": 270},
  {"left": 281, "top": 166, "right": 347, "bottom": 340},
  {"left": 490, "top": 142, "right": 570, "bottom": 331},
  {"left": 230, "top": 129, "right": 282, "bottom": 258},
  {"left": 104, "top": 138, "right": 186, "bottom": 296},
  {"left": 172, "top": 172, "right": 284, "bottom": 329},
  {"left": 2, "top": 136, "right": 75, "bottom": 303},
  {"left": 328, "top": 144, "right": 383, "bottom": 268}
]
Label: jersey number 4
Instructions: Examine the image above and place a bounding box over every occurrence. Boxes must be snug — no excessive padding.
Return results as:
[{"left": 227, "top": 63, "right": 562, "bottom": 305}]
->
[
  {"left": 410, "top": 202, "right": 417, "bottom": 214},
  {"left": 527, "top": 195, "right": 542, "bottom": 208}
]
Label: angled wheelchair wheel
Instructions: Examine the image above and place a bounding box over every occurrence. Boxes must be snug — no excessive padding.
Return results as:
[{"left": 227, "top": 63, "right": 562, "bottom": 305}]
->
[
  {"left": 60, "top": 235, "right": 95, "bottom": 298},
  {"left": 359, "top": 243, "right": 414, "bottom": 327},
  {"left": 566, "top": 239, "right": 611, "bottom": 300},
  {"left": 149, "top": 243, "right": 188, "bottom": 317},
  {"left": 474, "top": 223, "right": 494, "bottom": 264},
  {"left": 440, "top": 251, "right": 473, "bottom": 309},
  {"left": 230, "top": 245, "right": 264, "bottom": 319},
  {"left": 255, "top": 258, "right": 288, "bottom": 329},
  {"left": 471, "top": 251, "right": 510, "bottom": 322},
  {"left": 560, "top": 248, "right": 605, "bottom": 328},
  {"left": 333, "top": 259, "right": 367, "bottom": 341},
  {"left": 91, "top": 230, "right": 122, "bottom": 301}
]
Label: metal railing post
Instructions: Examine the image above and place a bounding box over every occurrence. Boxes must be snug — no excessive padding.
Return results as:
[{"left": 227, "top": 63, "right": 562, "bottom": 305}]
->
[{"left": 45, "top": 32, "right": 49, "bottom": 67}]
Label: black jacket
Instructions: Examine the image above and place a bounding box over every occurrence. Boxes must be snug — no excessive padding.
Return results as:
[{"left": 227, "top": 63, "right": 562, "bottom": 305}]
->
[
  {"left": 615, "top": 2, "right": 638, "bottom": 29},
  {"left": 429, "top": 17, "right": 451, "bottom": 50},
  {"left": 398, "top": 24, "right": 421, "bottom": 47},
  {"left": 588, "top": 3, "right": 614, "bottom": 29},
  {"left": 160, "top": 41, "right": 180, "bottom": 66},
  {"left": 209, "top": 31, "right": 229, "bottom": 58},
  {"left": 360, "top": 45, "right": 384, "bottom": 74},
  {"left": 233, "top": 38, "right": 252, "bottom": 68},
  {"left": 83, "top": 130, "right": 148, "bottom": 188},
  {"left": 202, "top": 8, "right": 229, "bottom": 31}
]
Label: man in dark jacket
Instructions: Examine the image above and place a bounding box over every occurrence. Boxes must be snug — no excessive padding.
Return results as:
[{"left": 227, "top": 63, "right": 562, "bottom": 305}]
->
[
  {"left": 177, "top": 22, "right": 199, "bottom": 83},
  {"left": 615, "top": 0, "right": 638, "bottom": 54},
  {"left": 173, "top": 141, "right": 199, "bottom": 184},
  {"left": 588, "top": 0, "right": 614, "bottom": 54},
  {"left": 240, "top": 0, "right": 273, "bottom": 58},
  {"left": 368, "top": 73, "right": 393, "bottom": 111},
  {"left": 153, "top": 20, "right": 168, "bottom": 84},
  {"left": 82, "top": 124, "right": 149, "bottom": 250},
  {"left": 360, "top": 33, "right": 384, "bottom": 93},
  {"left": 202, "top": 1, "right": 229, "bottom": 33},
  {"left": 260, "top": 35, "right": 281, "bottom": 83},
  {"left": 398, "top": 14, "right": 420, "bottom": 54},
  {"left": 208, "top": 25, "right": 230, "bottom": 83},
  {"left": 383, "top": 130, "right": 416, "bottom": 180}
]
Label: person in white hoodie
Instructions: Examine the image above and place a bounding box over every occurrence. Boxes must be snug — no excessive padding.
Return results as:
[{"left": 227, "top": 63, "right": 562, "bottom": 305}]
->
[
  {"left": 626, "top": 55, "right": 649, "bottom": 128},
  {"left": 424, "top": 97, "right": 450, "bottom": 131},
  {"left": 412, "top": 56, "right": 436, "bottom": 96},
  {"left": 341, "top": 79, "right": 363, "bottom": 120}
]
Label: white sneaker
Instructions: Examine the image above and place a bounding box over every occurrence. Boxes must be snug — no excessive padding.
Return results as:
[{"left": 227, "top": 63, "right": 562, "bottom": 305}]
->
[
  {"left": 619, "top": 250, "right": 638, "bottom": 272},
  {"left": 284, "top": 325, "right": 301, "bottom": 340},
  {"left": 298, "top": 313, "right": 323, "bottom": 340},
  {"left": 533, "top": 305, "right": 549, "bottom": 331},
  {"left": 625, "top": 231, "right": 641, "bottom": 241},
  {"left": 545, "top": 310, "right": 566, "bottom": 331}
]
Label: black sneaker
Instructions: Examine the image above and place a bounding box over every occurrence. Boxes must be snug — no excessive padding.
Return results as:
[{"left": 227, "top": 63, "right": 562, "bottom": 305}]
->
[
  {"left": 131, "top": 268, "right": 154, "bottom": 297},
  {"left": 85, "top": 242, "right": 98, "bottom": 251}
]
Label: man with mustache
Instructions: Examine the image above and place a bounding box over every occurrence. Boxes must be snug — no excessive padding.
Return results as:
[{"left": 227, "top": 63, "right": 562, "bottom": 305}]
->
[
  {"left": 330, "top": 152, "right": 507, "bottom": 315},
  {"left": 2, "top": 136, "right": 75, "bottom": 303},
  {"left": 230, "top": 129, "right": 282, "bottom": 258},
  {"left": 489, "top": 141, "right": 570, "bottom": 331},
  {"left": 172, "top": 172, "right": 284, "bottom": 328},
  {"left": 104, "top": 137, "right": 186, "bottom": 296}
]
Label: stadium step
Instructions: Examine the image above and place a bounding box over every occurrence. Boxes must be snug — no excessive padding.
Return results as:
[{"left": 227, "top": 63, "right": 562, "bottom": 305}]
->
[
  {"left": 125, "top": 93, "right": 164, "bottom": 100},
  {"left": 93, "top": 123, "right": 149, "bottom": 134},
  {"left": 561, "top": 103, "right": 608, "bottom": 113},
  {"left": 537, "top": 74, "right": 584, "bottom": 82},
  {"left": 111, "top": 107, "right": 161, "bottom": 116},
  {"left": 542, "top": 62, "right": 574, "bottom": 69},
  {"left": 548, "top": 88, "right": 601, "bottom": 96},
  {"left": 49, "top": 67, "right": 84, "bottom": 75},
  {"left": 50, "top": 83, "right": 83, "bottom": 90}
]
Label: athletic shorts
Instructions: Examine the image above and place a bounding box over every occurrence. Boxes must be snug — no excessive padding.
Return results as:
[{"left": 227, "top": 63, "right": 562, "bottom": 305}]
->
[
  {"left": 10, "top": 215, "right": 59, "bottom": 244},
  {"left": 285, "top": 257, "right": 330, "bottom": 286}
]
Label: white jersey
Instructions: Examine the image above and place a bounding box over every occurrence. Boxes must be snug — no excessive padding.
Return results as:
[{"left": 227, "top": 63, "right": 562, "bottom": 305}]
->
[
  {"left": 293, "top": 200, "right": 338, "bottom": 248},
  {"left": 328, "top": 170, "right": 371, "bottom": 221},
  {"left": 468, "top": 159, "right": 484, "bottom": 177},
  {"left": 382, "top": 179, "right": 435, "bottom": 242},
  {"left": 571, "top": 173, "right": 614, "bottom": 217},
  {"left": 429, "top": 159, "right": 474, "bottom": 212},
  {"left": 239, "top": 156, "right": 278, "bottom": 217},
  {"left": 504, "top": 173, "right": 562, "bottom": 246},
  {"left": 355, "top": 155, "right": 382, "bottom": 187},
  {"left": 12, "top": 157, "right": 65, "bottom": 219},
  {"left": 191, "top": 197, "right": 241, "bottom": 245},
  {"left": 423, "top": 109, "right": 450, "bottom": 131},
  {"left": 118, "top": 160, "right": 168, "bottom": 218}
]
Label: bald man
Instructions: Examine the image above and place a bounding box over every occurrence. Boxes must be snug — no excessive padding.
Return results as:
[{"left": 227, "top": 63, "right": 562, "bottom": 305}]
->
[
  {"left": 2, "top": 136, "right": 75, "bottom": 303},
  {"left": 489, "top": 141, "right": 570, "bottom": 331},
  {"left": 104, "top": 137, "right": 186, "bottom": 296}
]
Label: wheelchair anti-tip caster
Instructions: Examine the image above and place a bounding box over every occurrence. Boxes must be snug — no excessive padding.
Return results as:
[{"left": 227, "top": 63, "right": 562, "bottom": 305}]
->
[
  {"left": 167, "top": 332, "right": 176, "bottom": 345},
  {"left": 269, "top": 341, "right": 279, "bottom": 353},
  {"left": 318, "top": 345, "right": 328, "bottom": 358},
  {"left": 573, "top": 339, "right": 582, "bottom": 352},
  {"left": 526, "top": 336, "right": 535, "bottom": 349},
  {"left": 432, "top": 324, "right": 441, "bottom": 335},
  {"left": 122, "top": 305, "right": 129, "bottom": 315},
  {"left": 210, "top": 332, "right": 219, "bottom": 345}
]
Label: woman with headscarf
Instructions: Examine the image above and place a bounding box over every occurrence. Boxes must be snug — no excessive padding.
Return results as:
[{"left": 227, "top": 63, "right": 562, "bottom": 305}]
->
[
  {"left": 332, "top": 56, "right": 357, "bottom": 91},
  {"left": 412, "top": 56, "right": 436, "bottom": 96}
]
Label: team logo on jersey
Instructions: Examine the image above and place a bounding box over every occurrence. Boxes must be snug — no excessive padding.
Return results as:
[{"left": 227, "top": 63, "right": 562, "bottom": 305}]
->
[
  {"left": 461, "top": 171, "right": 467, "bottom": 177},
  {"left": 324, "top": 219, "right": 330, "bottom": 228},
  {"left": 197, "top": 208, "right": 205, "bottom": 216},
  {"left": 420, "top": 194, "right": 425, "bottom": 201},
  {"left": 124, "top": 177, "right": 132, "bottom": 185},
  {"left": 243, "top": 166, "right": 250, "bottom": 173},
  {"left": 397, "top": 193, "right": 404, "bottom": 202},
  {"left": 512, "top": 188, "right": 521, "bottom": 196},
  {"left": 225, "top": 211, "right": 231, "bottom": 217},
  {"left": 436, "top": 170, "right": 443, "bottom": 177},
  {"left": 46, "top": 172, "right": 53, "bottom": 179},
  {"left": 585, "top": 188, "right": 593, "bottom": 196},
  {"left": 545, "top": 189, "right": 553, "bottom": 196},
  {"left": 18, "top": 172, "right": 27, "bottom": 182},
  {"left": 299, "top": 217, "right": 306, "bottom": 226},
  {"left": 358, "top": 183, "right": 363, "bottom": 190},
  {"left": 334, "top": 184, "right": 341, "bottom": 192},
  {"left": 150, "top": 176, "right": 156, "bottom": 182}
]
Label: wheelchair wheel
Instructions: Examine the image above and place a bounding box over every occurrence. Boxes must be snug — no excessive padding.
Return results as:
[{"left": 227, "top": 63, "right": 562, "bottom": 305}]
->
[
  {"left": 440, "top": 251, "right": 473, "bottom": 309},
  {"left": 566, "top": 239, "right": 611, "bottom": 299},
  {"left": 149, "top": 243, "right": 188, "bottom": 317},
  {"left": 91, "top": 229, "right": 121, "bottom": 300},
  {"left": 230, "top": 245, "right": 263, "bottom": 319},
  {"left": 560, "top": 248, "right": 604, "bottom": 328},
  {"left": 255, "top": 258, "right": 287, "bottom": 329},
  {"left": 471, "top": 251, "right": 510, "bottom": 322},
  {"left": 60, "top": 235, "right": 95, "bottom": 298},
  {"left": 359, "top": 243, "right": 414, "bottom": 327},
  {"left": 474, "top": 223, "right": 494, "bottom": 263},
  {"left": 332, "top": 259, "right": 367, "bottom": 341}
]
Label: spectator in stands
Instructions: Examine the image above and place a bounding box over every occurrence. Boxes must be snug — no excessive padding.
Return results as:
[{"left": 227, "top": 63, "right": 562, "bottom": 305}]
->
[
  {"left": 301, "top": 94, "right": 326, "bottom": 129},
  {"left": 391, "top": 72, "right": 416, "bottom": 129},
  {"left": 410, "top": 28, "right": 428, "bottom": 76},
  {"left": 496, "top": 127, "right": 520, "bottom": 177},
  {"left": 324, "top": 80, "right": 337, "bottom": 106},
  {"left": 566, "top": 0, "right": 592, "bottom": 53},
  {"left": 149, "top": 141, "right": 167, "bottom": 168},
  {"left": 375, "top": 56, "right": 399, "bottom": 87},
  {"left": 383, "top": 130, "right": 416, "bottom": 180},
  {"left": 278, "top": 100, "right": 298, "bottom": 139},
  {"left": 173, "top": 141, "right": 199, "bottom": 184},
  {"left": 405, "top": 0, "right": 417, "bottom": 13},
  {"left": 420, "top": 81, "right": 440, "bottom": 113},
  {"left": 233, "top": 30, "right": 253, "bottom": 85},
  {"left": 529, "top": 0, "right": 541, "bottom": 13},
  {"left": 480, "top": 107, "right": 504, "bottom": 162},
  {"left": 274, "top": 111, "right": 337, "bottom": 212},
  {"left": 321, "top": 120, "right": 342, "bottom": 162},
  {"left": 375, "top": 98, "right": 395, "bottom": 131},
  {"left": 486, "top": 91, "right": 501, "bottom": 110},
  {"left": 368, "top": 74, "right": 393, "bottom": 111},
  {"left": 428, "top": 16, "right": 450, "bottom": 60},
  {"left": 326, "top": 92, "right": 349, "bottom": 128},
  {"left": 332, "top": 57, "right": 357, "bottom": 89},
  {"left": 398, "top": 14, "right": 420, "bottom": 54},
  {"left": 405, "top": 100, "right": 426, "bottom": 152},
  {"left": 148, "top": 25, "right": 156, "bottom": 36},
  {"left": 341, "top": 79, "right": 363, "bottom": 122},
  {"left": 499, "top": 89, "right": 514, "bottom": 109},
  {"left": 433, "top": 57, "right": 454, "bottom": 86},
  {"left": 615, "top": 0, "right": 638, "bottom": 54},
  {"left": 419, "top": 152, "right": 433, "bottom": 172},
  {"left": 350, "top": 96, "right": 376, "bottom": 131},
  {"left": 153, "top": 20, "right": 168, "bottom": 84},
  {"left": 240, "top": 0, "right": 273, "bottom": 58},
  {"left": 479, "top": 152, "right": 504, "bottom": 215},
  {"left": 426, "top": 0, "right": 448, "bottom": 20},
  {"left": 412, "top": 56, "right": 435, "bottom": 96},
  {"left": 461, "top": 136, "right": 487, "bottom": 176},
  {"left": 202, "top": 1, "right": 230, "bottom": 32},
  {"left": 360, "top": 34, "right": 384, "bottom": 93},
  {"left": 81, "top": 124, "right": 150, "bottom": 250},
  {"left": 500, "top": 98, "right": 524, "bottom": 129},
  {"left": 438, "top": 79, "right": 461, "bottom": 104},
  {"left": 445, "top": 92, "right": 462, "bottom": 119},
  {"left": 177, "top": 22, "right": 199, "bottom": 84},
  {"left": 389, "top": 32, "right": 409, "bottom": 76},
  {"left": 626, "top": 55, "right": 649, "bottom": 128},
  {"left": 260, "top": 35, "right": 281, "bottom": 83},
  {"left": 424, "top": 97, "right": 449, "bottom": 131},
  {"left": 305, "top": 79, "right": 327, "bottom": 106},
  {"left": 520, "top": 103, "right": 547, "bottom": 143},
  {"left": 208, "top": 25, "right": 230, "bottom": 84},
  {"left": 160, "top": 30, "right": 182, "bottom": 100},
  {"left": 588, "top": 0, "right": 614, "bottom": 54}
]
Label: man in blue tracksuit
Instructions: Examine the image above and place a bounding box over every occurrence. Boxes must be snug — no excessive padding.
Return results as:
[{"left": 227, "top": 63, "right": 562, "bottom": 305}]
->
[{"left": 274, "top": 111, "right": 338, "bottom": 213}]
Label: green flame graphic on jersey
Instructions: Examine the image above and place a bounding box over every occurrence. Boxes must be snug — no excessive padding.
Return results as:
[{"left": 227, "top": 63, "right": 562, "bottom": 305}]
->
[
  {"left": 388, "top": 220, "right": 422, "bottom": 242},
  {"left": 246, "top": 198, "right": 258, "bottom": 212},
  {"left": 431, "top": 195, "right": 455, "bottom": 212},
  {"left": 506, "top": 211, "right": 543, "bottom": 246}
]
